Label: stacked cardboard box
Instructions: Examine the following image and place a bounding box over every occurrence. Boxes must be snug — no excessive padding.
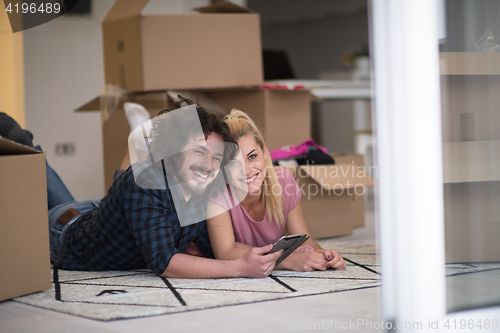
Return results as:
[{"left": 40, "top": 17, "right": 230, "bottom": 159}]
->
[
  {"left": 77, "top": 0, "right": 370, "bottom": 239},
  {"left": 79, "top": 0, "right": 315, "bottom": 190},
  {"left": 102, "top": 1, "right": 263, "bottom": 91},
  {"left": 0, "top": 137, "right": 51, "bottom": 301},
  {"left": 77, "top": 89, "right": 315, "bottom": 191}
]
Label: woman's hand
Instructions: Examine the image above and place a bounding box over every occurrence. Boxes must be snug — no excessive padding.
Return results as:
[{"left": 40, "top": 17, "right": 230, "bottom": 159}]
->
[
  {"left": 294, "top": 245, "right": 315, "bottom": 253},
  {"left": 278, "top": 251, "right": 328, "bottom": 271},
  {"left": 317, "top": 249, "right": 346, "bottom": 270}
]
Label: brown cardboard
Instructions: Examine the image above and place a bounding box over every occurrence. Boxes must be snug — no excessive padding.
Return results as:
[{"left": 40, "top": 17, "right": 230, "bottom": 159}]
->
[
  {"left": 0, "top": 137, "right": 51, "bottom": 301},
  {"left": 102, "top": 0, "right": 263, "bottom": 91},
  {"left": 331, "top": 152, "right": 364, "bottom": 168},
  {"left": 331, "top": 153, "right": 367, "bottom": 228},
  {"left": 286, "top": 164, "right": 374, "bottom": 239},
  {"left": 77, "top": 91, "right": 172, "bottom": 191},
  {"left": 77, "top": 88, "right": 313, "bottom": 192},
  {"left": 209, "top": 89, "right": 313, "bottom": 151}
]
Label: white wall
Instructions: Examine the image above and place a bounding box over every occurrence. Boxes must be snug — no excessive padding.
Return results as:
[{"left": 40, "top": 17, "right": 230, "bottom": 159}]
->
[
  {"left": 24, "top": 0, "right": 115, "bottom": 200},
  {"left": 23, "top": 0, "right": 214, "bottom": 200}
]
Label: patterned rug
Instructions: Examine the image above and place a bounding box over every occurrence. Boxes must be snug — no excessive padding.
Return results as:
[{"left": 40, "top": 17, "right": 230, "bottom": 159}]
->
[{"left": 13, "top": 242, "right": 500, "bottom": 321}]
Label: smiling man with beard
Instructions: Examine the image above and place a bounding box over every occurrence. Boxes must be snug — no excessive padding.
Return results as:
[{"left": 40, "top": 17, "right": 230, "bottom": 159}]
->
[{"left": 41, "top": 99, "right": 282, "bottom": 279}]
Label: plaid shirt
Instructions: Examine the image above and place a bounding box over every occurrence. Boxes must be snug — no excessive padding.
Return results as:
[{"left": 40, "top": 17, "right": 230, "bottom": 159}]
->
[{"left": 56, "top": 162, "right": 214, "bottom": 275}]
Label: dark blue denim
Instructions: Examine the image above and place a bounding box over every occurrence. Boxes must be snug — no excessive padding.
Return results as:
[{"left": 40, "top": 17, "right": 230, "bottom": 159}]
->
[
  {"left": 33, "top": 145, "right": 75, "bottom": 210},
  {"left": 0, "top": 113, "right": 75, "bottom": 209},
  {"left": 48, "top": 199, "right": 101, "bottom": 263}
]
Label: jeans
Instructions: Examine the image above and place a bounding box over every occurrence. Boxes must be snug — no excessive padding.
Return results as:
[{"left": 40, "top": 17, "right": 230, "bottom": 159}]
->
[
  {"left": 0, "top": 112, "right": 74, "bottom": 209},
  {"left": 48, "top": 199, "right": 101, "bottom": 263},
  {"left": 33, "top": 145, "right": 76, "bottom": 210},
  {"left": 0, "top": 113, "right": 124, "bottom": 263}
]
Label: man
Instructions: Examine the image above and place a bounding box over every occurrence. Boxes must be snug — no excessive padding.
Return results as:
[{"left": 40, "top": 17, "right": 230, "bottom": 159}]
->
[{"left": 1, "top": 102, "right": 281, "bottom": 279}]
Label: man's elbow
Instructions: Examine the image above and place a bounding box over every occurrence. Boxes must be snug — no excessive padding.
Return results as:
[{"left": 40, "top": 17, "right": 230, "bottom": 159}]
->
[{"left": 160, "top": 270, "right": 178, "bottom": 278}]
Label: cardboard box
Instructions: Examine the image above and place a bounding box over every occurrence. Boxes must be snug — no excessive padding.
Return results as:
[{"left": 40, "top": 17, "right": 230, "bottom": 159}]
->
[
  {"left": 331, "top": 153, "right": 368, "bottom": 228},
  {"left": 285, "top": 163, "right": 374, "bottom": 239},
  {"left": 442, "top": 140, "right": 500, "bottom": 263},
  {"left": 77, "top": 91, "right": 173, "bottom": 192},
  {"left": 209, "top": 88, "right": 313, "bottom": 151},
  {"left": 77, "top": 88, "right": 313, "bottom": 192},
  {"left": 102, "top": 0, "right": 263, "bottom": 91},
  {"left": 0, "top": 137, "right": 51, "bottom": 301}
]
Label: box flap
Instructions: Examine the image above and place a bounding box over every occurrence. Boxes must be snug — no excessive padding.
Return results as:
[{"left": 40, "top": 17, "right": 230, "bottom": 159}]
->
[
  {"left": 75, "top": 96, "right": 101, "bottom": 112},
  {"left": 0, "top": 137, "right": 41, "bottom": 155},
  {"left": 103, "top": 0, "right": 149, "bottom": 22},
  {"left": 330, "top": 152, "right": 364, "bottom": 166},
  {"left": 75, "top": 91, "right": 172, "bottom": 113},
  {"left": 193, "top": 1, "right": 255, "bottom": 14},
  {"left": 298, "top": 164, "right": 374, "bottom": 189},
  {"left": 75, "top": 89, "right": 234, "bottom": 114}
]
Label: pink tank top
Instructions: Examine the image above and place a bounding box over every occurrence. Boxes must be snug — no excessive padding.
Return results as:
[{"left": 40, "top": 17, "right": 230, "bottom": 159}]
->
[{"left": 211, "top": 167, "right": 302, "bottom": 247}]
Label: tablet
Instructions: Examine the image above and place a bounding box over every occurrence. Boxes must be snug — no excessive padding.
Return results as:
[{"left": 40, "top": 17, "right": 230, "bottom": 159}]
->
[{"left": 263, "top": 233, "right": 310, "bottom": 266}]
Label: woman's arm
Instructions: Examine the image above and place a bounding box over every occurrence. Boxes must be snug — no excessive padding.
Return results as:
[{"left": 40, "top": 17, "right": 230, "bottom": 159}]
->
[
  {"left": 207, "top": 201, "right": 252, "bottom": 260},
  {"left": 277, "top": 202, "right": 346, "bottom": 271}
]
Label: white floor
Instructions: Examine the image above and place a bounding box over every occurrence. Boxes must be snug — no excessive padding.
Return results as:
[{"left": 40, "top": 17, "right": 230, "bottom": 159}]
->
[{"left": 0, "top": 200, "right": 382, "bottom": 333}]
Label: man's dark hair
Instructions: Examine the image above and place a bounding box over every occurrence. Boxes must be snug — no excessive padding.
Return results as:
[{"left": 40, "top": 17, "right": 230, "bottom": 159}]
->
[{"left": 147, "top": 97, "right": 237, "bottom": 194}]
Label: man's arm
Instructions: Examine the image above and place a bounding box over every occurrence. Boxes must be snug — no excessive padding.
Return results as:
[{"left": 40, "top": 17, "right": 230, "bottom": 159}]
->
[
  {"left": 206, "top": 205, "right": 253, "bottom": 260},
  {"left": 161, "top": 245, "right": 282, "bottom": 279}
]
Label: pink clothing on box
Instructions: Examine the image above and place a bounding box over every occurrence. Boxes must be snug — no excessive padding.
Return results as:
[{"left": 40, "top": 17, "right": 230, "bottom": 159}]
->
[
  {"left": 269, "top": 138, "right": 328, "bottom": 161},
  {"left": 211, "top": 167, "right": 302, "bottom": 247}
]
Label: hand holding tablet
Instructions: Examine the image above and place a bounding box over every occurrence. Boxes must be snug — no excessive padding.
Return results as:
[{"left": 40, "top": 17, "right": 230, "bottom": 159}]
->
[{"left": 263, "top": 233, "right": 310, "bottom": 266}]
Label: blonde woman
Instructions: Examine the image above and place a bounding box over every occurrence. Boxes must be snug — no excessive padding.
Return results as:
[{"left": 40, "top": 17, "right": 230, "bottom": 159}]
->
[{"left": 207, "top": 110, "right": 346, "bottom": 272}]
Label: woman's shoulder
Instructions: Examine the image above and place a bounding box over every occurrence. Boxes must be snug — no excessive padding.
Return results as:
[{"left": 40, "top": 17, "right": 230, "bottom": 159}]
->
[
  {"left": 273, "top": 167, "right": 302, "bottom": 210},
  {"left": 209, "top": 185, "right": 232, "bottom": 210}
]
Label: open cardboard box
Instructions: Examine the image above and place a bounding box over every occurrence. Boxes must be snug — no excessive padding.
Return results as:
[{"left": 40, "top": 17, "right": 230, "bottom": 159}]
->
[
  {"left": 0, "top": 137, "right": 51, "bottom": 301},
  {"left": 330, "top": 152, "right": 369, "bottom": 228},
  {"left": 285, "top": 162, "right": 374, "bottom": 239},
  {"left": 102, "top": 0, "right": 263, "bottom": 91},
  {"left": 77, "top": 88, "right": 315, "bottom": 192}
]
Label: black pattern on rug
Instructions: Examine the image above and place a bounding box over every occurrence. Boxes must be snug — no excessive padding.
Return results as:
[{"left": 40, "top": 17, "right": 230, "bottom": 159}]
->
[{"left": 13, "top": 242, "right": 500, "bottom": 321}]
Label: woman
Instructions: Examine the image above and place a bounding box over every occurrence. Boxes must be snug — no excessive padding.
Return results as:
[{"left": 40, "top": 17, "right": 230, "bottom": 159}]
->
[{"left": 207, "top": 110, "right": 346, "bottom": 271}]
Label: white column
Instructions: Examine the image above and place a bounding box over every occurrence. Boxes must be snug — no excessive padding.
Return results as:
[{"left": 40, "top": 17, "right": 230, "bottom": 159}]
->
[{"left": 370, "top": 0, "right": 446, "bottom": 330}]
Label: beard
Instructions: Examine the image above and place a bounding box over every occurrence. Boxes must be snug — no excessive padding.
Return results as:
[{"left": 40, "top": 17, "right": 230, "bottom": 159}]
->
[{"left": 174, "top": 163, "right": 216, "bottom": 197}]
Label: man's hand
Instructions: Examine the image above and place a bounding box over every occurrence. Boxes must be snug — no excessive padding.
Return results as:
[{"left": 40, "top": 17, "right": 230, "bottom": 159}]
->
[
  {"left": 236, "top": 244, "right": 282, "bottom": 278},
  {"left": 317, "top": 249, "right": 346, "bottom": 270}
]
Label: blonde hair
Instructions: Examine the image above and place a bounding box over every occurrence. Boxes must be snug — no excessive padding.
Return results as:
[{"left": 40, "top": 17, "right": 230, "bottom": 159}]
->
[{"left": 224, "top": 109, "right": 284, "bottom": 225}]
